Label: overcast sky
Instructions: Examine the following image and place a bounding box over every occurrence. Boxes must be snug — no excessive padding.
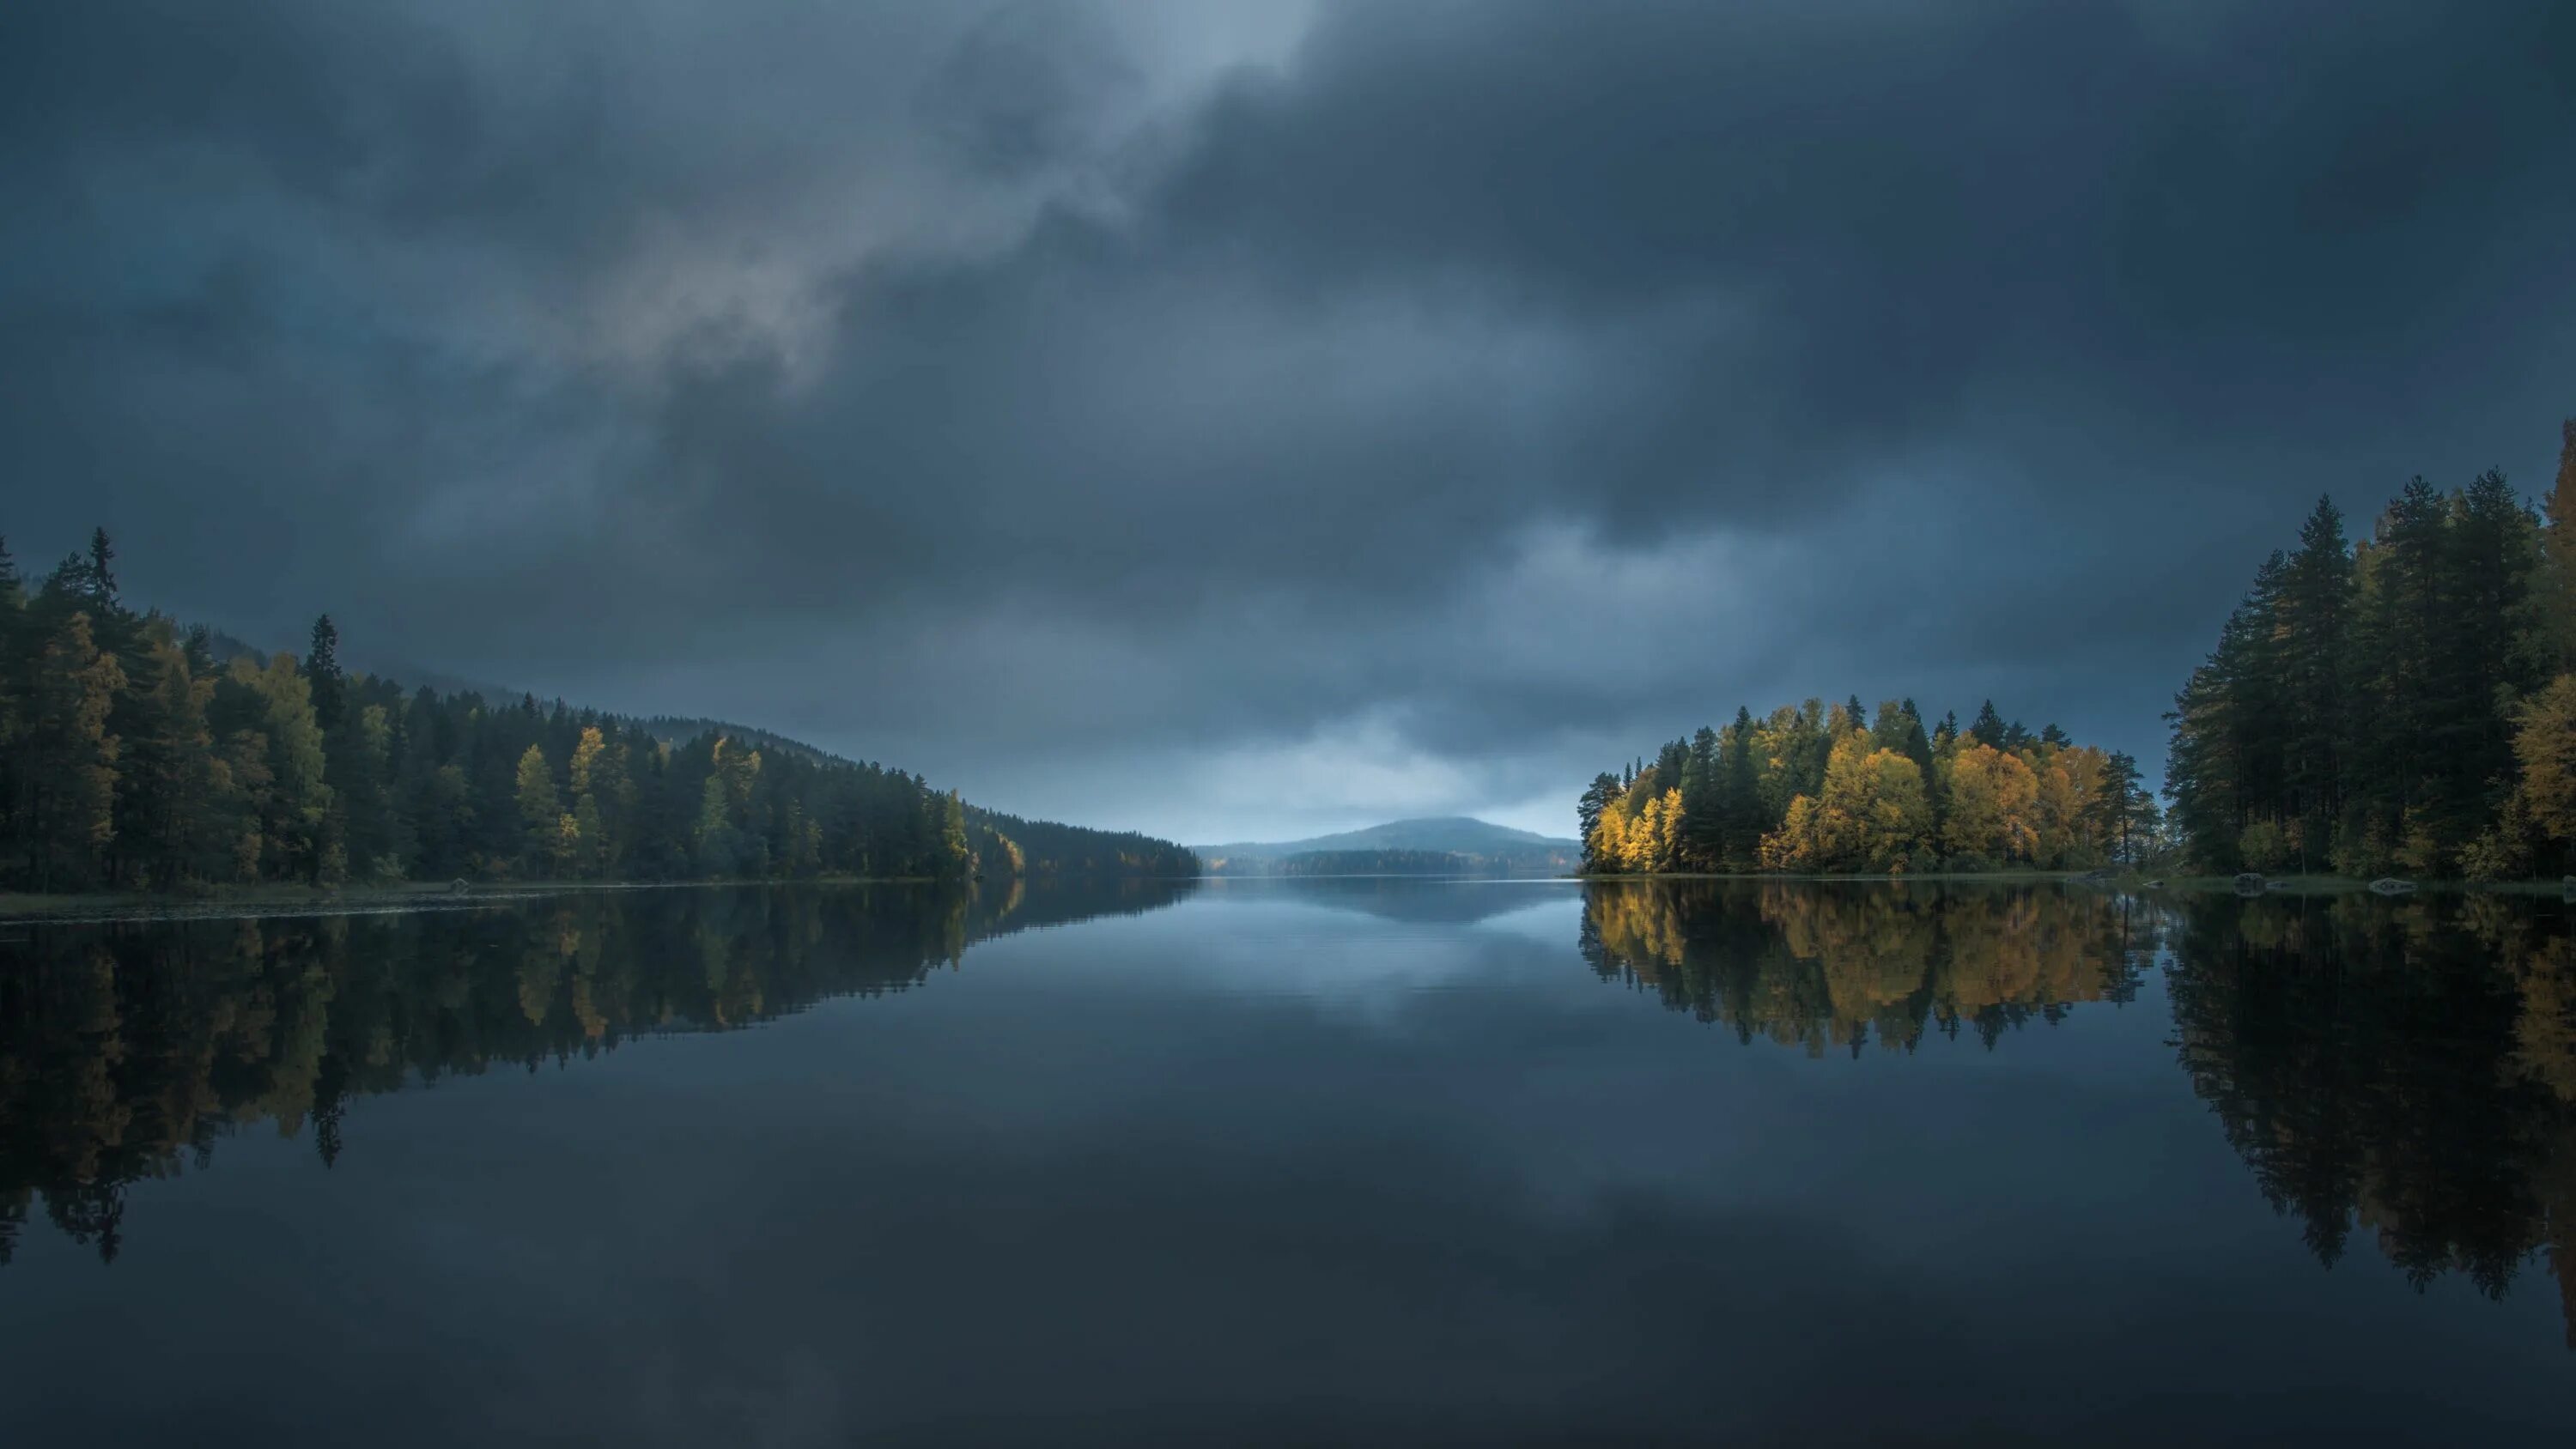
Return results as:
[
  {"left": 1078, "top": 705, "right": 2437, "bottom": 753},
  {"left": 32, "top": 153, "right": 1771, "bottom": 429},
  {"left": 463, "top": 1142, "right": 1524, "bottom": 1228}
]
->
[{"left": 5, "top": 1, "right": 2573, "bottom": 844}]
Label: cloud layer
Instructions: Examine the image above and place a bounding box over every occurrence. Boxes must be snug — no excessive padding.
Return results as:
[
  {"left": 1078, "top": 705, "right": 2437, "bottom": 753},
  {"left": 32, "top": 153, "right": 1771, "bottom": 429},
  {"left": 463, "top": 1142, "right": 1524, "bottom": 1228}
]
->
[{"left": 7, "top": 1, "right": 2573, "bottom": 839}]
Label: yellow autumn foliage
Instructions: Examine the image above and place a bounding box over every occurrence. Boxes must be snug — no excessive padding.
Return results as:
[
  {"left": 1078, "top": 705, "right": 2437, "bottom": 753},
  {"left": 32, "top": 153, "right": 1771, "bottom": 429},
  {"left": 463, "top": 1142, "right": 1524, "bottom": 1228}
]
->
[
  {"left": 1758, "top": 733, "right": 1930, "bottom": 871},
  {"left": 1942, "top": 743, "right": 2041, "bottom": 865}
]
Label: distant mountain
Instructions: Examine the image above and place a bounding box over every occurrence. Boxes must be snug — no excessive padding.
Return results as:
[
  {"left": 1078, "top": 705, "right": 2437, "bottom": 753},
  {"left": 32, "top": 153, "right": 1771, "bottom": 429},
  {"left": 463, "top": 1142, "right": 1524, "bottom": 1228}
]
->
[
  {"left": 1200, "top": 815, "right": 1577, "bottom": 858},
  {"left": 1196, "top": 817, "right": 1578, "bottom": 876}
]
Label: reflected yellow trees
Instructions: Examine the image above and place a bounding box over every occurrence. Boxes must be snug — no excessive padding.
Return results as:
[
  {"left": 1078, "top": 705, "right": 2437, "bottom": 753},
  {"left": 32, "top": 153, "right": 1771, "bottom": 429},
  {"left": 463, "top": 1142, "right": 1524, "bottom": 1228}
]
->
[{"left": 1581, "top": 881, "right": 2155, "bottom": 1055}]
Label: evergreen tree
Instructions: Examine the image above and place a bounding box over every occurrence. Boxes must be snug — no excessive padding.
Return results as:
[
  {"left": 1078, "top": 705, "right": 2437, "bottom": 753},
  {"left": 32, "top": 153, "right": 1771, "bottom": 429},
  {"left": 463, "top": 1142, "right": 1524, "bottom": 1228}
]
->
[
  {"left": 1680, "top": 726, "right": 1722, "bottom": 869},
  {"left": 2349, "top": 481, "right": 2448, "bottom": 863},
  {"left": 2546, "top": 419, "right": 2576, "bottom": 671},
  {"left": 1838, "top": 694, "right": 1868, "bottom": 740},
  {"left": 2275, "top": 496, "right": 2353, "bottom": 867},
  {"left": 2165, "top": 552, "right": 2287, "bottom": 871},
  {"left": 305, "top": 615, "right": 344, "bottom": 732},
  {"left": 0, "top": 537, "right": 24, "bottom": 863},
  {"left": 2167, "top": 435, "right": 2558, "bottom": 876},
  {"left": 114, "top": 627, "right": 221, "bottom": 888},
  {"left": 85, "top": 527, "right": 118, "bottom": 609},
  {"left": 1721, "top": 707, "right": 1762, "bottom": 869},
  {"left": 2438, "top": 473, "right": 2542, "bottom": 837},
  {"left": 2089, "top": 751, "right": 2148, "bottom": 864},
  {"left": 1896, "top": 699, "right": 1941, "bottom": 840},
  {"left": 21, "top": 613, "right": 125, "bottom": 891}
]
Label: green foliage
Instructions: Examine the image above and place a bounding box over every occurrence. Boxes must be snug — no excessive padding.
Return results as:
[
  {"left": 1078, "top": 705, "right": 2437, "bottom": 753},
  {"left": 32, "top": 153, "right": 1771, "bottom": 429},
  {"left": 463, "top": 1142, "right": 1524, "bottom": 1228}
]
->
[
  {"left": 2166, "top": 421, "right": 2576, "bottom": 877},
  {"left": 0, "top": 529, "right": 1197, "bottom": 893},
  {"left": 17, "top": 612, "right": 126, "bottom": 889}
]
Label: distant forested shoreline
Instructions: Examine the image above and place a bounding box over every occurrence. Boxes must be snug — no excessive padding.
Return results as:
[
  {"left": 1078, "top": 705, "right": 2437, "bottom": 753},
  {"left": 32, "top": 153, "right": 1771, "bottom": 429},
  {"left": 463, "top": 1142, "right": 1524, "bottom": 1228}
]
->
[
  {"left": 0, "top": 530, "right": 1195, "bottom": 895},
  {"left": 2165, "top": 418, "right": 2576, "bottom": 881},
  {"left": 1577, "top": 699, "right": 2157, "bottom": 876}
]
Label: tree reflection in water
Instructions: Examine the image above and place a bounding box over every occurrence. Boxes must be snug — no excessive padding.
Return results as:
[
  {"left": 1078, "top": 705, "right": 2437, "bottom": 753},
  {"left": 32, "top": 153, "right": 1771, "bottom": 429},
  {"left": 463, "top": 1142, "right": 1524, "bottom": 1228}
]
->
[
  {"left": 0, "top": 879, "right": 1194, "bottom": 1267},
  {"left": 10, "top": 876, "right": 2575, "bottom": 1356},
  {"left": 1583, "top": 880, "right": 2576, "bottom": 1349}
]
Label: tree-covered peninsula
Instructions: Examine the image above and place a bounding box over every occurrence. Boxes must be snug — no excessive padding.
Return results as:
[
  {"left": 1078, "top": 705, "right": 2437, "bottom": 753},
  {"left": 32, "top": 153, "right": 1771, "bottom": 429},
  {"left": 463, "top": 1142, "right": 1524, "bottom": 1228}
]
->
[{"left": 0, "top": 529, "right": 1195, "bottom": 894}]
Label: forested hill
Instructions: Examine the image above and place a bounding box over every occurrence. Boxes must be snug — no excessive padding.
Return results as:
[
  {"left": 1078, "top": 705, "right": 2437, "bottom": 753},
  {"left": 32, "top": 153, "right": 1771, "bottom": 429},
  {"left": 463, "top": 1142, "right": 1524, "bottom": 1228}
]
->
[{"left": 0, "top": 529, "right": 1197, "bottom": 894}]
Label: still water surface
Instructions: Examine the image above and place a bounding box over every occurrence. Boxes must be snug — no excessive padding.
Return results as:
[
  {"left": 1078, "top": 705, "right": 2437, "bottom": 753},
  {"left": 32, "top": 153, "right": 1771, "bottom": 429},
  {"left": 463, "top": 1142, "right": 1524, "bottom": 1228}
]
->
[{"left": 4, "top": 878, "right": 2575, "bottom": 1446}]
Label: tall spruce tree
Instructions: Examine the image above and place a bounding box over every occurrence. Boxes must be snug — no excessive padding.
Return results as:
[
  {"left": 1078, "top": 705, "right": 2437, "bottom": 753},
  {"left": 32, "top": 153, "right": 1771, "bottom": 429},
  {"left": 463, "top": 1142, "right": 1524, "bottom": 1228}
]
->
[
  {"left": 2275, "top": 496, "right": 2354, "bottom": 868},
  {"left": 2542, "top": 419, "right": 2576, "bottom": 671},
  {"left": 22, "top": 613, "right": 126, "bottom": 891},
  {"left": 85, "top": 527, "right": 117, "bottom": 609},
  {"left": 306, "top": 615, "right": 344, "bottom": 732},
  {"left": 1721, "top": 708, "right": 1762, "bottom": 870},
  {"left": 1680, "top": 725, "right": 1722, "bottom": 869}
]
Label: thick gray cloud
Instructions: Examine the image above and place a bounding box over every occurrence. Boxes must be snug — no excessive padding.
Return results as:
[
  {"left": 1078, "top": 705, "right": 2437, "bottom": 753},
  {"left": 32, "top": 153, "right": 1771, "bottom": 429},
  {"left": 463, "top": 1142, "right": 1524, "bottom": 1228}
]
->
[{"left": 5, "top": 0, "right": 2573, "bottom": 840}]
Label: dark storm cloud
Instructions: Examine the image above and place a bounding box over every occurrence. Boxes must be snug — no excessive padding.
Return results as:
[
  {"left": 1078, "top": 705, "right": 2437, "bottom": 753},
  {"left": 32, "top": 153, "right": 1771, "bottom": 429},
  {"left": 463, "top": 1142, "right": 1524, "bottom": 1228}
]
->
[{"left": 3, "top": 1, "right": 2573, "bottom": 838}]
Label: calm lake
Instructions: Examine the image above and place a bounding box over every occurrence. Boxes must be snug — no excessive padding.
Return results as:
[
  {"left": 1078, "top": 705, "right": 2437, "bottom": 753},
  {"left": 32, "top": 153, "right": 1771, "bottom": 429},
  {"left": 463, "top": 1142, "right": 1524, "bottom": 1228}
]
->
[{"left": 5, "top": 878, "right": 2574, "bottom": 1446}]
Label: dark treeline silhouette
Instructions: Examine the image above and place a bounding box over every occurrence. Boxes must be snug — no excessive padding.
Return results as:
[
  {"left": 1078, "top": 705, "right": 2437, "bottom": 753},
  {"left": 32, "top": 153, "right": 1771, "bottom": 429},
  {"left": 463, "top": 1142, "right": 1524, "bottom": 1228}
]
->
[
  {"left": 0, "top": 877, "right": 1197, "bottom": 1265},
  {"left": 1580, "top": 880, "right": 2159, "bottom": 1052},
  {"left": 0, "top": 529, "right": 1195, "bottom": 893},
  {"left": 2166, "top": 419, "right": 2576, "bottom": 878},
  {"left": 2165, "top": 889, "right": 2576, "bottom": 1346},
  {"left": 1578, "top": 700, "right": 2159, "bottom": 875}
]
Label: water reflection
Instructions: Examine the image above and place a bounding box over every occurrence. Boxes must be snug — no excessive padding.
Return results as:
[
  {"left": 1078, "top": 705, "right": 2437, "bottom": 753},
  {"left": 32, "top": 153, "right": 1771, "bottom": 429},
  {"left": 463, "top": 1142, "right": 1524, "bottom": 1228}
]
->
[
  {"left": 2164, "top": 892, "right": 2576, "bottom": 1346},
  {"left": 9, "top": 875, "right": 2576, "bottom": 1373},
  {"left": 1580, "top": 880, "right": 2159, "bottom": 1052},
  {"left": 1584, "top": 880, "right": 2576, "bottom": 1349},
  {"left": 0, "top": 878, "right": 1194, "bottom": 1267}
]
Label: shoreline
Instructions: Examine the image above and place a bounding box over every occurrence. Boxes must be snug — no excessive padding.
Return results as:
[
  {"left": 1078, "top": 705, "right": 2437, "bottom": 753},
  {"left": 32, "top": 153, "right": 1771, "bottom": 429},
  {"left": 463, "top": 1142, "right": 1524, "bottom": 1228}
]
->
[
  {"left": 1575, "top": 870, "right": 2567, "bottom": 894},
  {"left": 0, "top": 873, "right": 978, "bottom": 926},
  {"left": 12, "top": 868, "right": 2563, "bottom": 927}
]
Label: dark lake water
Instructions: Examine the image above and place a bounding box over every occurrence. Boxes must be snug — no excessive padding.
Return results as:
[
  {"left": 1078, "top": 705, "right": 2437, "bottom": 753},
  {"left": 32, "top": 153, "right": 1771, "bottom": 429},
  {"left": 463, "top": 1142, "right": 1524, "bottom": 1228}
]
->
[{"left": 5, "top": 877, "right": 2575, "bottom": 1446}]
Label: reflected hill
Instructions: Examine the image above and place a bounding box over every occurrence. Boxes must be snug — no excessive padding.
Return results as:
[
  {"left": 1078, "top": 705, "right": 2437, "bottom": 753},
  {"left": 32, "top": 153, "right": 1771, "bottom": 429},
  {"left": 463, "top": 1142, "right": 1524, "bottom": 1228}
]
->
[
  {"left": 0, "top": 878, "right": 1194, "bottom": 1268},
  {"left": 1579, "top": 880, "right": 2162, "bottom": 1054}
]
